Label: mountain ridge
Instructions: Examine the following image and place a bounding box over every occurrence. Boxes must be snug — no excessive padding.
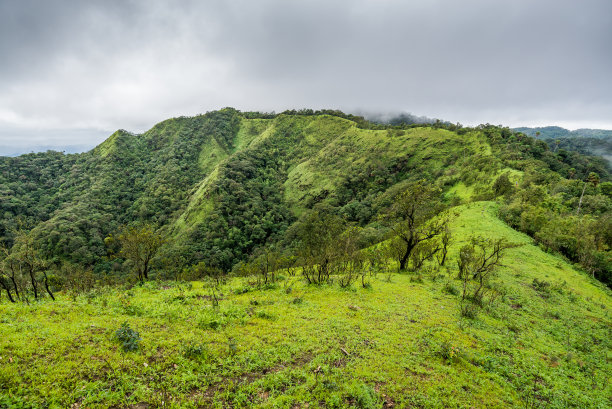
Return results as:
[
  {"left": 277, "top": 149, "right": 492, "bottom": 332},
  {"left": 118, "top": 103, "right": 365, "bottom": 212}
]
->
[{"left": 1, "top": 109, "right": 610, "bottom": 283}]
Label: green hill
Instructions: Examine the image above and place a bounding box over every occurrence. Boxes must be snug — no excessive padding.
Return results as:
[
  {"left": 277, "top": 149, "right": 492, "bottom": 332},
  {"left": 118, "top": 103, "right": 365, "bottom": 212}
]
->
[
  {"left": 1, "top": 109, "right": 611, "bottom": 407},
  {"left": 0, "top": 202, "right": 609, "bottom": 408}
]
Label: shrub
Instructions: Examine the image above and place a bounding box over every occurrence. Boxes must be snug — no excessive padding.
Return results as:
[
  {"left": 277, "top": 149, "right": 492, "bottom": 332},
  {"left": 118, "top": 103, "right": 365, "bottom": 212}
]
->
[
  {"left": 345, "top": 382, "right": 378, "bottom": 409},
  {"left": 532, "top": 278, "right": 551, "bottom": 296},
  {"left": 198, "top": 317, "right": 223, "bottom": 330},
  {"left": 183, "top": 343, "right": 207, "bottom": 360},
  {"left": 115, "top": 322, "right": 141, "bottom": 352},
  {"left": 234, "top": 286, "right": 251, "bottom": 295},
  {"left": 442, "top": 281, "right": 459, "bottom": 296},
  {"left": 438, "top": 341, "right": 462, "bottom": 361},
  {"left": 256, "top": 311, "right": 277, "bottom": 320},
  {"left": 460, "top": 303, "right": 478, "bottom": 319},
  {"left": 409, "top": 275, "right": 424, "bottom": 283}
]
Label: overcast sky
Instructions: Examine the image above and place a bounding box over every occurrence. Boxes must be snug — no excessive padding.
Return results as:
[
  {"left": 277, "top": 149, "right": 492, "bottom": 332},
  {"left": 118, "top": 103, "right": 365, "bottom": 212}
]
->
[{"left": 1, "top": 0, "right": 611, "bottom": 154}]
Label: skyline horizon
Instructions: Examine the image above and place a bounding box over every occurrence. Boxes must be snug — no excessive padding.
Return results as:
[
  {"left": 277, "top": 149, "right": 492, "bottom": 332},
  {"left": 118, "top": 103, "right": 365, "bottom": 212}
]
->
[{"left": 2, "top": 106, "right": 610, "bottom": 157}]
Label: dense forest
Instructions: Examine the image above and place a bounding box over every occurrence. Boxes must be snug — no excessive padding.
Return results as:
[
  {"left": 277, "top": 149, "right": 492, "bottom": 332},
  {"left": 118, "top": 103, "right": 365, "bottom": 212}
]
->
[{"left": 515, "top": 126, "right": 612, "bottom": 166}]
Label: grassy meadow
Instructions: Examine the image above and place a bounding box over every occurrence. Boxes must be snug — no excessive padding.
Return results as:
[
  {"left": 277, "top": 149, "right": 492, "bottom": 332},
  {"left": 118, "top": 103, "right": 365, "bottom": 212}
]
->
[{"left": 1, "top": 203, "right": 610, "bottom": 408}]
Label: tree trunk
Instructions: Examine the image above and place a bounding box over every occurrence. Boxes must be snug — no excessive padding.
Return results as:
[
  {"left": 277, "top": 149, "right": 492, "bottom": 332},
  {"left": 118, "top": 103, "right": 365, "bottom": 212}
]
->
[
  {"left": 399, "top": 239, "right": 416, "bottom": 271},
  {"left": 577, "top": 181, "right": 588, "bottom": 215},
  {"left": 0, "top": 279, "right": 16, "bottom": 303},
  {"left": 439, "top": 250, "right": 447, "bottom": 266},
  {"left": 42, "top": 271, "right": 55, "bottom": 301},
  {"left": 10, "top": 275, "right": 20, "bottom": 301},
  {"left": 399, "top": 249, "right": 410, "bottom": 271},
  {"left": 28, "top": 268, "right": 38, "bottom": 299},
  {"left": 143, "top": 259, "right": 150, "bottom": 280}
]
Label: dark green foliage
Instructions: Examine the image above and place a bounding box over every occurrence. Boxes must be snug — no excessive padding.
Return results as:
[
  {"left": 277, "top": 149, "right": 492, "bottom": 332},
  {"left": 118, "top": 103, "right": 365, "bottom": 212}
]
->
[
  {"left": 114, "top": 322, "right": 141, "bottom": 352},
  {"left": 6, "top": 110, "right": 242, "bottom": 271},
  {"left": 186, "top": 140, "right": 294, "bottom": 272},
  {"left": 0, "top": 151, "right": 78, "bottom": 243},
  {"left": 183, "top": 343, "right": 207, "bottom": 360},
  {"left": 492, "top": 173, "right": 514, "bottom": 197},
  {"left": 499, "top": 175, "right": 611, "bottom": 285},
  {"left": 292, "top": 210, "right": 346, "bottom": 284}
]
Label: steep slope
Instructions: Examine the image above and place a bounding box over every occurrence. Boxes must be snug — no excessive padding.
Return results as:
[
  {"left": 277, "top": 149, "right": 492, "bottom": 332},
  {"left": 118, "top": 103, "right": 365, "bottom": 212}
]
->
[
  {"left": 2, "top": 110, "right": 609, "bottom": 282},
  {"left": 165, "top": 116, "right": 508, "bottom": 270},
  {"left": 1, "top": 202, "right": 609, "bottom": 408},
  {"left": 22, "top": 110, "right": 242, "bottom": 265}
]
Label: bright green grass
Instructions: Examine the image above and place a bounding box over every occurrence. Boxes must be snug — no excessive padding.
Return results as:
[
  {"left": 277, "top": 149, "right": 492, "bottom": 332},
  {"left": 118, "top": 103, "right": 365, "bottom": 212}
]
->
[
  {"left": 283, "top": 122, "right": 465, "bottom": 212},
  {"left": 1, "top": 203, "right": 610, "bottom": 408},
  {"left": 93, "top": 131, "right": 122, "bottom": 158}
]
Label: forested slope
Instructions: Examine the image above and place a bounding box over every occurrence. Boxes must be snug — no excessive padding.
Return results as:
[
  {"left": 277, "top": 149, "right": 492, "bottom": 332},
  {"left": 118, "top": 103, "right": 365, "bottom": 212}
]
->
[{"left": 1, "top": 109, "right": 610, "bottom": 286}]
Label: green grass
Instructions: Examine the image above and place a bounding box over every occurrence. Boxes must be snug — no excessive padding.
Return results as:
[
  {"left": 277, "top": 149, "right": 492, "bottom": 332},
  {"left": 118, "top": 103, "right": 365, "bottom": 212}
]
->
[
  {"left": 1, "top": 202, "right": 610, "bottom": 408},
  {"left": 283, "top": 120, "right": 468, "bottom": 212}
]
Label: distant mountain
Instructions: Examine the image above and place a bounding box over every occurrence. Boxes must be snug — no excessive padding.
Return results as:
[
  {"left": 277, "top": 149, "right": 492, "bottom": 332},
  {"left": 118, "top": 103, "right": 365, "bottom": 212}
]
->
[
  {"left": 514, "top": 126, "right": 612, "bottom": 140},
  {"left": 0, "top": 144, "right": 96, "bottom": 157},
  {"left": 515, "top": 126, "right": 612, "bottom": 166}
]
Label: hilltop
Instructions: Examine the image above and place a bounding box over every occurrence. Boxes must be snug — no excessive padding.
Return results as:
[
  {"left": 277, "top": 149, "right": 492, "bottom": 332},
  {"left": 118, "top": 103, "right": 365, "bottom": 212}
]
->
[{"left": 514, "top": 126, "right": 612, "bottom": 140}]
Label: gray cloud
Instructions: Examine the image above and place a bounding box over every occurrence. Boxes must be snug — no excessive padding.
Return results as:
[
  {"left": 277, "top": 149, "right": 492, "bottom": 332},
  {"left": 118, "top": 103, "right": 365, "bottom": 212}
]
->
[{"left": 1, "top": 0, "right": 611, "bottom": 153}]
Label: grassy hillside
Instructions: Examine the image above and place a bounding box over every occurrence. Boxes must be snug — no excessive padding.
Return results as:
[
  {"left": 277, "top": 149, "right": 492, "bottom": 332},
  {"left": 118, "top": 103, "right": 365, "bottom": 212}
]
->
[
  {"left": 1, "top": 202, "right": 609, "bottom": 408},
  {"left": 2, "top": 110, "right": 609, "bottom": 278}
]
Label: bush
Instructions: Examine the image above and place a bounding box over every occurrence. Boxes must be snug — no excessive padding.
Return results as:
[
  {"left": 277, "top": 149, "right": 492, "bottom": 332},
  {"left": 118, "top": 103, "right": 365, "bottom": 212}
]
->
[
  {"left": 256, "top": 311, "right": 277, "bottom": 320},
  {"left": 198, "top": 317, "right": 223, "bottom": 330},
  {"left": 438, "top": 341, "right": 462, "bottom": 361},
  {"left": 532, "top": 278, "right": 551, "bottom": 295},
  {"left": 442, "top": 281, "right": 459, "bottom": 296},
  {"left": 183, "top": 343, "right": 208, "bottom": 360},
  {"left": 460, "top": 303, "right": 478, "bottom": 319},
  {"left": 345, "top": 382, "right": 378, "bottom": 409},
  {"left": 115, "top": 322, "right": 141, "bottom": 352}
]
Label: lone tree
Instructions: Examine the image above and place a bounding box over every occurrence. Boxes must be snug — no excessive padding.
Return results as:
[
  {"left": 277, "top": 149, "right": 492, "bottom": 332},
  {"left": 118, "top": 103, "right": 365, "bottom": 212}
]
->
[
  {"left": 293, "top": 210, "right": 345, "bottom": 284},
  {"left": 106, "top": 224, "right": 164, "bottom": 282},
  {"left": 492, "top": 173, "right": 514, "bottom": 197},
  {"left": 387, "top": 180, "right": 448, "bottom": 271},
  {"left": 457, "top": 236, "right": 519, "bottom": 305}
]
